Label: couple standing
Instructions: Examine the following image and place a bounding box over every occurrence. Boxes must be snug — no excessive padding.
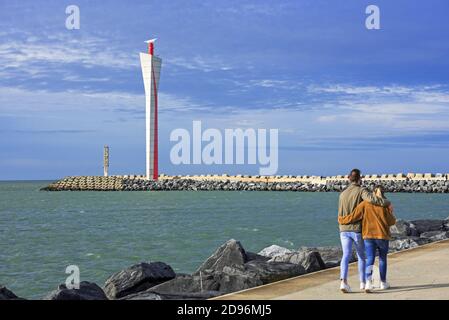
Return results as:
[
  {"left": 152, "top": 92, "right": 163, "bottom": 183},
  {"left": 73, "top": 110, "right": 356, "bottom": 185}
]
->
[{"left": 338, "top": 169, "right": 396, "bottom": 293}]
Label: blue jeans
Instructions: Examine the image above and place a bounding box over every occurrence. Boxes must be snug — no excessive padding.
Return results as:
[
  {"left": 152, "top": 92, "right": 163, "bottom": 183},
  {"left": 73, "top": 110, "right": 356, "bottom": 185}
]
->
[
  {"left": 365, "top": 239, "right": 389, "bottom": 282},
  {"left": 340, "top": 232, "right": 366, "bottom": 283}
]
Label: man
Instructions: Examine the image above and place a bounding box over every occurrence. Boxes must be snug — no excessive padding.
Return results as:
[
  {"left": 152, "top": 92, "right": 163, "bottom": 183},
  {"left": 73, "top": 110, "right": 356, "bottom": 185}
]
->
[{"left": 338, "top": 169, "right": 391, "bottom": 293}]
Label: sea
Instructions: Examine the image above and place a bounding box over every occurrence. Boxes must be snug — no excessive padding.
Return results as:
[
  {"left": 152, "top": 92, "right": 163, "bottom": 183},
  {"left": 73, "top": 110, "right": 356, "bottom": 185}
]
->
[{"left": 1, "top": 180, "right": 448, "bottom": 299}]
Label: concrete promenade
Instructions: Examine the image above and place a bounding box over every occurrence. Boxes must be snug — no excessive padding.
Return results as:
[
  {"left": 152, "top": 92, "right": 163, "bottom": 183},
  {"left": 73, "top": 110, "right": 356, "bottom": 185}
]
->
[{"left": 214, "top": 239, "right": 449, "bottom": 300}]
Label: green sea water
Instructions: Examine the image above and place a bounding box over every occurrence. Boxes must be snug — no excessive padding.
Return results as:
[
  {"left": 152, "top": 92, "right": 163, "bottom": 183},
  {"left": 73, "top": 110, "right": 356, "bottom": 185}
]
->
[{"left": 0, "top": 180, "right": 448, "bottom": 299}]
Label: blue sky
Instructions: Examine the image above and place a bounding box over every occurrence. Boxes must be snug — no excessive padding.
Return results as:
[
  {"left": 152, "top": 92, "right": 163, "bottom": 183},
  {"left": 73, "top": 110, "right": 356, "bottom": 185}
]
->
[{"left": 1, "top": 0, "right": 449, "bottom": 179}]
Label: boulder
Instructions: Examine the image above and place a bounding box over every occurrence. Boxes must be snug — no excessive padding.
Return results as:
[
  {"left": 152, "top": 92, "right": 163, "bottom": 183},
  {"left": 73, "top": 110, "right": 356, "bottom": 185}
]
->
[
  {"left": 150, "top": 268, "right": 260, "bottom": 296},
  {"left": 151, "top": 260, "right": 304, "bottom": 297},
  {"left": 44, "top": 281, "right": 107, "bottom": 300},
  {"left": 123, "top": 290, "right": 219, "bottom": 300},
  {"left": 122, "top": 291, "right": 162, "bottom": 300},
  {"left": 258, "top": 245, "right": 292, "bottom": 259},
  {"left": 214, "top": 265, "right": 264, "bottom": 292},
  {"left": 390, "top": 219, "right": 419, "bottom": 237},
  {"left": 104, "top": 262, "right": 175, "bottom": 299},
  {"left": 420, "top": 231, "right": 449, "bottom": 242},
  {"left": 309, "top": 246, "right": 356, "bottom": 268},
  {"left": 149, "top": 274, "right": 220, "bottom": 294},
  {"left": 246, "top": 251, "right": 270, "bottom": 262},
  {"left": 269, "top": 249, "right": 325, "bottom": 273},
  {"left": 389, "top": 236, "right": 431, "bottom": 252},
  {"left": 299, "top": 250, "right": 326, "bottom": 273},
  {"left": 194, "top": 239, "right": 248, "bottom": 274},
  {"left": 243, "top": 260, "right": 305, "bottom": 283},
  {"left": 410, "top": 219, "right": 445, "bottom": 234},
  {"left": 0, "top": 286, "right": 22, "bottom": 300},
  {"left": 121, "top": 274, "right": 222, "bottom": 300}
]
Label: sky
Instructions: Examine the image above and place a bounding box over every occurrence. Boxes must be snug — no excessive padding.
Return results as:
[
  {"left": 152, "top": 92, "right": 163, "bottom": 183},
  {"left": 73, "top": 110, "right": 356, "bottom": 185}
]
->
[{"left": 1, "top": 0, "right": 449, "bottom": 180}]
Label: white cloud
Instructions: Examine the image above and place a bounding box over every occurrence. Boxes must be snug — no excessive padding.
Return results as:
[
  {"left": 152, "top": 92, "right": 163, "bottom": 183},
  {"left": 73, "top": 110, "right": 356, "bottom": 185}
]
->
[
  {"left": 167, "top": 55, "right": 233, "bottom": 72},
  {"left": 316, "top": 115, "right": 338, "bottom": 122},
  {"left": 213, "top": 2, "right": 296, "bottom": 16},
  {"left": 229, "top": 79, "right": 303, "bottom": 91},
  {"left": 62, "top": 75, "right": 110, "bottom": 82},
  {"left": 248, "top": 79, "right": 295, "bottom": 89},
  {"left": 0, "top": 33, "right": 138, "bottom": 79},
  {"left": 309, "top": 84, "right": 383, "bottom": 95},
  {"left": 0, "top": 31, "right": 234, "bottom": 80},
  {"left": 304, "top": 83, "right": 449, "bottom": 131},
  {"left": 307, "top": 84, "right": 418, "bottom": 96},
  {"left": 307, "top": 84, "right": 449, "bottom": 103},
  {"left": 0, "top": 86, "right": 228, "bottom": 118},
  {"left": 314, "top": 100, "right": 449, "bottom": 133},
  {"left": 413, "top": 91, "right": 449, "bottom": 103},
  {"left": 342, "top": 102, "right": 446, "bottom": 115}
]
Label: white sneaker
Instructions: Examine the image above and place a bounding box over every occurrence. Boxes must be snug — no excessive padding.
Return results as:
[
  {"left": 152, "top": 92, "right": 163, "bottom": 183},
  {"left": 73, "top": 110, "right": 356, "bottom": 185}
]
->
[
  {"left": 380, "top": 282, "right": 390, "bottom": 290},
  {"left": 340, "top": 281, "right": 352, "bottom": 293},
  {"left": 360, "top": 282, "right": 366, "bottom": 291},
  {"left": 364, "top": 280, "right": 373, "bottom": 293}
]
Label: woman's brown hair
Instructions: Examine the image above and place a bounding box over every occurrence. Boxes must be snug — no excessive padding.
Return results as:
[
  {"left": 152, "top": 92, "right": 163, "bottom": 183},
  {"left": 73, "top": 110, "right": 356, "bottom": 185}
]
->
[{"left": 374, "top": 185, "right": 386, "bottom": 199}]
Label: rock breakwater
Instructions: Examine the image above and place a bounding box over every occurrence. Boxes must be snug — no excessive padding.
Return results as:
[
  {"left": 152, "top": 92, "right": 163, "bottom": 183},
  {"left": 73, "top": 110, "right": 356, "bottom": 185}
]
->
[{"left": 41, "top": 174, "right": 449, "bottom": 192}]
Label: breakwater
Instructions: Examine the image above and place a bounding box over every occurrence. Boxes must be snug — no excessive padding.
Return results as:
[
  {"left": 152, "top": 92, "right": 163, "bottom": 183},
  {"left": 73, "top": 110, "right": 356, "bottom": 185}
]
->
[{"left": 41, "top": 173, "right": 449, "bottom": 192}]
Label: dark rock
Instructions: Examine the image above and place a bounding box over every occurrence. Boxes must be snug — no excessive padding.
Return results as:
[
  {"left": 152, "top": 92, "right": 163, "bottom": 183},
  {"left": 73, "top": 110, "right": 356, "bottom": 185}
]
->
[
  {"left": 299, "top": 250, "right": 326, "bottom": 273},
  {"left": 390, "top": 219, "right": 419, "bottom": 237},
  {"left": 150, "top": 268, "right": 260, "bottom": 296},
  {"left": 245, "top": 251, "right": 270, "bottom": 262},
  {"left": 121, "top": 274, "right": 222, "bottom": 300},
  {"left": 269, "top": 249, "right": 326, "bottom": 273},
  {"left": 214, "top": 265, "right": 263, "bottom": 292},
  {"left": 410, "top": 219, "right": 445, "bottom": 234},
  {"left": 120, "top": 291, "right": 162, "bottom": 300},
  {"left": 244, "top": 260, "right": 306, "bottom": 283},
  {"left": 151, "top": 259, "right": 304, "bottom": 297},
  {"left": 0, "top": 286, "right": 23, "bottom": 300},
  {"left": 420, "top": 231, "right": 449, "bottom": 241},
  {"left": 195, "top": 239, "right": 248, "bottom": 274},
  {"left": 104, "top": 262, "right": 175, "bottom": 299},
  {"left": 389, "top": 236, "right": 431, "bottom": 252},
  {"left": 150, "top": 274, "right": 220, "bottom": 294},
  {"left": 44, "top": 281, "right": 107, "bottom": 300},
  {"left": 123, "top": 290, "right": 220, "bottom": 300},
  {"left": 309, "top": 246, "right": 356, "bottom": 268}
]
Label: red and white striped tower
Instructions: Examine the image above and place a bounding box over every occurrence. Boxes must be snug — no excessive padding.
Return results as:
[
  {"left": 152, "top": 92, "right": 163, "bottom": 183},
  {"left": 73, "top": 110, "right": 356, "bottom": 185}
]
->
[{"left": 140, "top": 38, "right": 162, "bottom": 180}]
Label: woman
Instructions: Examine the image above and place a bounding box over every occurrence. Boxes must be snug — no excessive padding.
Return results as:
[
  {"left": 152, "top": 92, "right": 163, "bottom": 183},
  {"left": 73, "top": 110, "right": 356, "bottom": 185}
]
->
[{"left": 338, "top": 186, "right": 396, "bottom": 292}]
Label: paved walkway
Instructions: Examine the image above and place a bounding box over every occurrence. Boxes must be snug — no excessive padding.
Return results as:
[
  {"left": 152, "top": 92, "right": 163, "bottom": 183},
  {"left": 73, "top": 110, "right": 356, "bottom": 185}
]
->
[{"left": 214, "top": 239, "right": 449, "bottom": 300}]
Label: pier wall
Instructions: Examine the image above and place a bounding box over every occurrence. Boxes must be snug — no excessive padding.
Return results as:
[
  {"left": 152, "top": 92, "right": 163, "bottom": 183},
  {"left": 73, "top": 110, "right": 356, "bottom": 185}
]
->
[{"left": 41, "top": 173, "right": 449, "bottom": 192}]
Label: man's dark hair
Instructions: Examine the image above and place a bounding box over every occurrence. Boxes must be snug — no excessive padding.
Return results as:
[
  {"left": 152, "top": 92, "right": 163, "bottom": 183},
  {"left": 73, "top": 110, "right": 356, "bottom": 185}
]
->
[{"left": 348, "top": 168, "right": 361, "bottom": 183}]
